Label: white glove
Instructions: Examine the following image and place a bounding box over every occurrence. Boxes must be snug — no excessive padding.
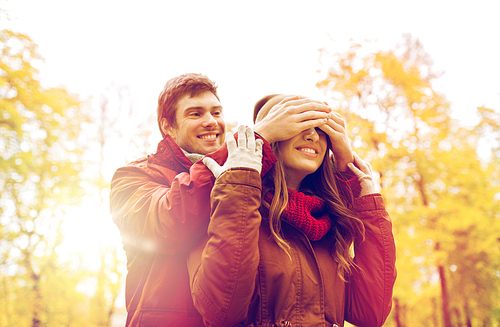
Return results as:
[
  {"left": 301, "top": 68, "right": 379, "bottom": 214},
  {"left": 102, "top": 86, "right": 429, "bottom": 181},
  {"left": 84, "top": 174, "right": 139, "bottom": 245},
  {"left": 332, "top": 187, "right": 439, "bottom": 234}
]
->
[
  {"left": 203, "top": 125, "right": 263, "bottom": 178},
  {"left": 347, "top": 152, "right": 377, "bottom": 196}
]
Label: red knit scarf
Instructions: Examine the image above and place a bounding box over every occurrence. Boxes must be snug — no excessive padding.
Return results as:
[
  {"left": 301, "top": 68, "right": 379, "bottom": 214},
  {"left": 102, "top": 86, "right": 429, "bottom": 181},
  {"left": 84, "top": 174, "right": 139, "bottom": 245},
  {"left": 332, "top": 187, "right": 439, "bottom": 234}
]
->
[{"left": 264, "top": 189, "right": 332, "bottom": 241}]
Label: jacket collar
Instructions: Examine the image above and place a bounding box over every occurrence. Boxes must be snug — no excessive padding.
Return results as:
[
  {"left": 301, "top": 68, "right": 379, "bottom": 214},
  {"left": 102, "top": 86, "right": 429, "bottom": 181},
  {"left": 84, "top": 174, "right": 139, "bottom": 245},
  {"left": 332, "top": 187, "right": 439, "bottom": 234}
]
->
[
  {"left": 150, "top": 135, "right": 193, "bottom": 172},
  {"left": 149, "top": 132, "right": 278, "bottom": 177}
]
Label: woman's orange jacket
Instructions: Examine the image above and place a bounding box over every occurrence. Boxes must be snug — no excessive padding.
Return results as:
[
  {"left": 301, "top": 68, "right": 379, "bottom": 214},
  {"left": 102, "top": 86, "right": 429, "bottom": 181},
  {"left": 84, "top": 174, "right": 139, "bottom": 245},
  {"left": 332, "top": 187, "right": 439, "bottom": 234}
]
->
[{"left": 188, "top": 168, "right": 397, "bottom": 327}]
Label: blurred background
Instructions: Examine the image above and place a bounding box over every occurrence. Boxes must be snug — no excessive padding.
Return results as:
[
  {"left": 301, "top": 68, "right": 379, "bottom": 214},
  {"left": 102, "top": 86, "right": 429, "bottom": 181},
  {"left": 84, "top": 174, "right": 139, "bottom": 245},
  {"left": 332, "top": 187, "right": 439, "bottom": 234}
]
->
[{"left": 1, "top": 0, "right": 499, "bottom": 326}]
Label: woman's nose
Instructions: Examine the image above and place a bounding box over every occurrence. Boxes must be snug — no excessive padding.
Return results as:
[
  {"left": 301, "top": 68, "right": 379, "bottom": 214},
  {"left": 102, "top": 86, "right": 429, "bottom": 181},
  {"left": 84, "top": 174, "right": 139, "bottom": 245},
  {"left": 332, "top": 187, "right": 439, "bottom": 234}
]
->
[{"left": 304, "top": 128, "right": 319, "bottom": 142}]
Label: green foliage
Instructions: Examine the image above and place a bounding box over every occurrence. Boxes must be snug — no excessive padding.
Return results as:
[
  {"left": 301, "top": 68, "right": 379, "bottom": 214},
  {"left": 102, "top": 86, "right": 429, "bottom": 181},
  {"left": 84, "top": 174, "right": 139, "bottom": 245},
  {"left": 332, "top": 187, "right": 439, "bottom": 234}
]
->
[{"left": 318, "top": 34, "right": 500, "bottom": 326}]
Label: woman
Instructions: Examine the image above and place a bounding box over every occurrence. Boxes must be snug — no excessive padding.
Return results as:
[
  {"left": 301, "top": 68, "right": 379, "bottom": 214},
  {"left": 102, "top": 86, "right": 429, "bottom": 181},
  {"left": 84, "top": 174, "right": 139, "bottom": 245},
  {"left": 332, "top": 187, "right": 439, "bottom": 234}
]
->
[{"left": 187, "top": 95, "right": 397, "bottom": 327}]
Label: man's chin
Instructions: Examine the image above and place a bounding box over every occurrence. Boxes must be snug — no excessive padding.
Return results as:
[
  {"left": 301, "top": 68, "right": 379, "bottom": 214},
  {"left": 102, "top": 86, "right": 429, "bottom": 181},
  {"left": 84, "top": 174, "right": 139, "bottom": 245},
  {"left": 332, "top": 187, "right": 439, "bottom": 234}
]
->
[
  {"left": 197, "top": 142, "right": 223, "bottom": 155},
  {"left": 201, "top": 146, "right": 221, "bottom": 155}
]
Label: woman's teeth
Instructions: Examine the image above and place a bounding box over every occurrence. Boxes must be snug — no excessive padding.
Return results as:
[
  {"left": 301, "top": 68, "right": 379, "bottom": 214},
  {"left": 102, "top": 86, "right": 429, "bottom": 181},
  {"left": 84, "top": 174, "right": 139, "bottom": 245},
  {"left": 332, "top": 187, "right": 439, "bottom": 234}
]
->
[{"left": 299, "top": 148, "right": 316, "bottom": 154}]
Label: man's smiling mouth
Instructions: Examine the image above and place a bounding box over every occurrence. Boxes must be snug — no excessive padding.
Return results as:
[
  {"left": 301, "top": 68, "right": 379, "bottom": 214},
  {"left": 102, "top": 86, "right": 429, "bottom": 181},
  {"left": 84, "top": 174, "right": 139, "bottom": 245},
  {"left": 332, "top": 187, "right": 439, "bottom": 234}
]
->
[{"left": 199, "top": 134, "right": 218, "bottom": 140}]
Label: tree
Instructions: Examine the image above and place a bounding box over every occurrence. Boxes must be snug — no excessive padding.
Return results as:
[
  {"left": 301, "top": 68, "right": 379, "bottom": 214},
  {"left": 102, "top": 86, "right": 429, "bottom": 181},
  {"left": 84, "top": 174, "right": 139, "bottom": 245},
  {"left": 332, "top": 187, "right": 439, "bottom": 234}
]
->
[
  {"left": 84, "top": 85, "right": 154, "bottom": 327},
  {"left": 317, "top": 34, "right": 500, "bottom": 326},
  {"left": 0, "top": 26, "right": 160, "bottom": 326},
  {"left": 0, "top": 29, "right": 88, "bottom": 326}
]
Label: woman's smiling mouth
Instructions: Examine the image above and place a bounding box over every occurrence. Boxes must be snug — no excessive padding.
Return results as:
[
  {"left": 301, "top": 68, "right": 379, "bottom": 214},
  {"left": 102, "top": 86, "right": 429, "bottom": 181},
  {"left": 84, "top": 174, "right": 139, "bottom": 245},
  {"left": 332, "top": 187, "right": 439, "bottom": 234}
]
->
[{"left": 296, "top": 146, "right": 318, "bottom": 156}]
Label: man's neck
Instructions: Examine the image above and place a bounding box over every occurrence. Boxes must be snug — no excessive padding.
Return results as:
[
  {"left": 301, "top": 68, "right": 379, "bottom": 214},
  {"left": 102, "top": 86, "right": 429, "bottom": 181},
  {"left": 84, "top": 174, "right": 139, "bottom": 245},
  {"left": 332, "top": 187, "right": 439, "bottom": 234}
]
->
[{"left": 181, "top": 149, "right": 204, "bottom": 164}]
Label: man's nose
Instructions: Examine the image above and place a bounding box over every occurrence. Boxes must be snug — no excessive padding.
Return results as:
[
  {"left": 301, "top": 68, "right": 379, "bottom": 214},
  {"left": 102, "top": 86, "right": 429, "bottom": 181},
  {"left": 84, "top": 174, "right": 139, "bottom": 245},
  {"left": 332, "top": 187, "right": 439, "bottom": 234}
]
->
[{"left": 202, "top": 113, "right": 218, "bottom": 127}]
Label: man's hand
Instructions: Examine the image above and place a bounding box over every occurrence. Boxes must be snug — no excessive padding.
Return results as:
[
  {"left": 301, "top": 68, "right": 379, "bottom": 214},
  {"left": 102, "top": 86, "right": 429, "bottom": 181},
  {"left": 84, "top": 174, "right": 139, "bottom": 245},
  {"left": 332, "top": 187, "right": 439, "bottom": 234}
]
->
[
  {"left": 318, "top": 110, "right": 353, "bottom": 172},
  {"left": 347, "top": 152, "right": 377, "bottom": 197},
  {"left": 203, "top": 125, "right": 263, "bottom": 178},
  {"left": 254, "top": 96, "right": 331, "bottom": 144}
]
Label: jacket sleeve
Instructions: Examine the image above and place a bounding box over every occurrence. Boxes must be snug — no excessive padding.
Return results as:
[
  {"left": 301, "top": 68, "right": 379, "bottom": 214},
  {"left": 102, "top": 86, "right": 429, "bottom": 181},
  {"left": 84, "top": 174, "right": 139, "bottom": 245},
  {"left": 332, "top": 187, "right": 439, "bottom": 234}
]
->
[
  {"left": 110, "top": 134, "right": 276, "bottom": 256},
  {"left": 187, "top": 168, "right": 262, "bottom": 327},
  {"left": 330, "top": 153, "right": 362, "bottom": 202},
  {"left": 335, "top": 169, "right": 361, "bottom": 204},
  {"left": 344, "top": 194, "right": 397, "bottom": 327},
  {"left": 109, "top": 157, "right": 216, "bottom": 255}
]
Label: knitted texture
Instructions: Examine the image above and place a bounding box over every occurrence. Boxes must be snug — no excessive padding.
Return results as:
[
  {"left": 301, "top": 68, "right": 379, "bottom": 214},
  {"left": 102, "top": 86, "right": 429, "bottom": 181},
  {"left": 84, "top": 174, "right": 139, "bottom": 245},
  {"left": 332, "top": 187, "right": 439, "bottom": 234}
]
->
[{"left": 264, "top": 189, "right": 332, "bottom": 241}]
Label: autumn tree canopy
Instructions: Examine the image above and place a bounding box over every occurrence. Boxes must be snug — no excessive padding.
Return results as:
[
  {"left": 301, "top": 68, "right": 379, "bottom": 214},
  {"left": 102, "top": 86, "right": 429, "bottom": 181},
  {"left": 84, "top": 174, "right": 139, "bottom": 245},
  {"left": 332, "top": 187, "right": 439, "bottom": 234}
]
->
[
  {"left": 0, "top": 28, "right": 124, "bottom": 327},
  {"left": 317, "top": 34, "right": 500, "bottom": 326},
  {"left": 1, "top": 25, "right": 499, "bottom": 327}
]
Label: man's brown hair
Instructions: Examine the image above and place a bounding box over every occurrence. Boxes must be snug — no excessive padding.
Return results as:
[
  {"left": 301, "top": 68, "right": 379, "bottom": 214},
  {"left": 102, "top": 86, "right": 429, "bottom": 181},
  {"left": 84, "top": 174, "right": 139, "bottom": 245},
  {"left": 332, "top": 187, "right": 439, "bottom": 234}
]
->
[{"left": 157, "top": 73, "right": 219, "bottom": 137}]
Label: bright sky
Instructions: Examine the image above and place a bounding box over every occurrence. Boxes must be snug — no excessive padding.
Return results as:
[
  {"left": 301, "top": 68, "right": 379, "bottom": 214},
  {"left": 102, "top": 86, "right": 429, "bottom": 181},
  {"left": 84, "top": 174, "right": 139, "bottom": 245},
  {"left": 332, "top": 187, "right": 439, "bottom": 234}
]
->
[
  {"left": 3, "top": 0, "right": 500, "bottom": 311},
  {"left": 5, "top": 1, "right": 500, "bottom": 132}
]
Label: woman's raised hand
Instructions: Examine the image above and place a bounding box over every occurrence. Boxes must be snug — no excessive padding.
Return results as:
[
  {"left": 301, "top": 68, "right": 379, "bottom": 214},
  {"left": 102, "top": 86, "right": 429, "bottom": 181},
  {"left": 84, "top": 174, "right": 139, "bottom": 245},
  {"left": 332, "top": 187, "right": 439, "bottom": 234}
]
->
[
  {"left": 318, "top": 109, "right": 353, "bottom": 172},
  {"left": 203, "top": 125, "right": 263, "bottom": 178},
  {"left": 347, "top": 152, "right": 377, "bottom": 196}
]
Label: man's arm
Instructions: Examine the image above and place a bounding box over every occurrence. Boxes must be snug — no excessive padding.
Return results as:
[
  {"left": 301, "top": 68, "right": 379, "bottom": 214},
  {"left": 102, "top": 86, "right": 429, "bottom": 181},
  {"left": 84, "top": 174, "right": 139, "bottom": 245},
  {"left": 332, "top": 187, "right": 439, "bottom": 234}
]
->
[
  {"left": 109, "top": 159, "right": 215, "bottom": 256},
  {"left": 110, "top": 133, "right": 277, "bottom": 256}
]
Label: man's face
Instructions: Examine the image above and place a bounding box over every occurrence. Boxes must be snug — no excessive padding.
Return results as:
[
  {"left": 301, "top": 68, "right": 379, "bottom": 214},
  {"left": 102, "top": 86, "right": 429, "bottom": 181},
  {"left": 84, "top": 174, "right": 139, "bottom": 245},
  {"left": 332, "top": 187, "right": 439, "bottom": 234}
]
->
[{"left": 163, "top": 90, "right": 226, "bottom": 155}]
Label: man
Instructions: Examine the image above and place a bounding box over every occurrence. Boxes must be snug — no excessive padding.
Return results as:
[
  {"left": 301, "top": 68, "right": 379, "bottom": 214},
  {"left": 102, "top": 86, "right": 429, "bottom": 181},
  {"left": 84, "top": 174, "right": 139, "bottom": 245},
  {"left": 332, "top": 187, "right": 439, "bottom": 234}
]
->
[{"left": 110, "top": 73, "right": 332, "bottom": 326}]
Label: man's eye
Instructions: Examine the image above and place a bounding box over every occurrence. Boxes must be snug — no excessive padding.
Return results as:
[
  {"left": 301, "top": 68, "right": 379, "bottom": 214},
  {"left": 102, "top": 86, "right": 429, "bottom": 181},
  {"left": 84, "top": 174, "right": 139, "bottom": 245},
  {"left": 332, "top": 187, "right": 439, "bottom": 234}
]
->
[
  {"left": 190, "top": 112, "right": 201, "bottom": 117},
  {"left": 213, "top": 111, "right": 222, "bottom": 116}
]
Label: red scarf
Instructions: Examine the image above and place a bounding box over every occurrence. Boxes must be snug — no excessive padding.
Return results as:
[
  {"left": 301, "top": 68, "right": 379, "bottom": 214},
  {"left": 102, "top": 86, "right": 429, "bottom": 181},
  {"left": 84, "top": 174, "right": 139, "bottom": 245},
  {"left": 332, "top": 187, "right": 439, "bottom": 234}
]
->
[{"left": 264, "top": 189, "right": 332, "bottom": 241}]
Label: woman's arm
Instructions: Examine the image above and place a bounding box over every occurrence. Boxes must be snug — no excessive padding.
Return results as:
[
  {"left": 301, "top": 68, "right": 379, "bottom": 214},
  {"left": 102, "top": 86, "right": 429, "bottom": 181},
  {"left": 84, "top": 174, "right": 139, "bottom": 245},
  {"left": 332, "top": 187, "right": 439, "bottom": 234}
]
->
[
  {"left": 318, "top": 110, "right": 354, "bottom": 172},
  {"left": 344, "top": 153, "right": 397, "bottom": 326},
  {"left": 187, "top": 168, "right": 263, "bottom": 326},
  {"left": 187, "top": 126, "right": 264, "bottom": 326},
  {"left": 345, "top": 194, "right": 397, "bottom": 326}
]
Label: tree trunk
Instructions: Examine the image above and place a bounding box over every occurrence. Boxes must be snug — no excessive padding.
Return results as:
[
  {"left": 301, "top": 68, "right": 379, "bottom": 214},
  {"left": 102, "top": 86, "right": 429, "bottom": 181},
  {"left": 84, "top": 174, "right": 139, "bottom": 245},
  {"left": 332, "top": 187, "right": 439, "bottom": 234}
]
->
[
  {"left": 431, "top": 297, "right": 439, "bottom": 326},
  {"left": 416, "top": 173, "right": 429, "bottom": 207},
  {"left": 438, "top": 263, "right": 452, "bottom": 327},
  {"left": 393, "top": 297, "right": 403, "bottom": 327},
  {"left": 451, "top": 307, "right": 461, "bottom": 327},
  {"left": 29, "top": 267, "right": 42, "bottom": 327},
  {"left": 22, "top": 249, "right": 42, "bottom": 327},
  {"left": 463, "top": 299, "right": 472, "bottom": 327}
]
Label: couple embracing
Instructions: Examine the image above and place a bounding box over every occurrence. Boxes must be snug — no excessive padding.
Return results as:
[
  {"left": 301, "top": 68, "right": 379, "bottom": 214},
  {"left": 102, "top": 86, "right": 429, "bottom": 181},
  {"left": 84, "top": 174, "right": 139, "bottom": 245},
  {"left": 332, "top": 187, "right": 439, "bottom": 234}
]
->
[{"left": 110, "top": 73, "right": 396, "bottom": 327}]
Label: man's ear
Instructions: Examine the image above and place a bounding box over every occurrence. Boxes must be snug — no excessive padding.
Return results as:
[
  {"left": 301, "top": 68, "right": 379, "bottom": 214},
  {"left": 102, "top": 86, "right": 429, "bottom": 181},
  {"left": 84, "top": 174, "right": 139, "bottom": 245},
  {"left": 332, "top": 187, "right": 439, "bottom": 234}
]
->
[{"left": 160, "top": 118, "right": 175, "bottom": 139}]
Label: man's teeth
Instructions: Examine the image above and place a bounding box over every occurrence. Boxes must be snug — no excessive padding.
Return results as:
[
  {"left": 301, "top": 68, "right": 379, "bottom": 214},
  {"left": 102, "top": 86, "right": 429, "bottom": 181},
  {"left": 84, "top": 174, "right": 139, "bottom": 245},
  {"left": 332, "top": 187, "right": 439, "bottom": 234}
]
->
[
  {"left": 299, "top": 148, "right": 316, "bottom": 154},
  {"left": 199, "top": 134, "right": 217, "bottom": 140}
]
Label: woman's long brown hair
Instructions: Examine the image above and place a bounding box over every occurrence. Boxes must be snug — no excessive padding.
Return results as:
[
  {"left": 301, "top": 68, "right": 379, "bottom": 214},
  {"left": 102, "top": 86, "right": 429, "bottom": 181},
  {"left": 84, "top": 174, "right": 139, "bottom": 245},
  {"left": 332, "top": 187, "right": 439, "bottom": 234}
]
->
[{"left": 261, "top": 139, "right": 365, "bottom": 281}]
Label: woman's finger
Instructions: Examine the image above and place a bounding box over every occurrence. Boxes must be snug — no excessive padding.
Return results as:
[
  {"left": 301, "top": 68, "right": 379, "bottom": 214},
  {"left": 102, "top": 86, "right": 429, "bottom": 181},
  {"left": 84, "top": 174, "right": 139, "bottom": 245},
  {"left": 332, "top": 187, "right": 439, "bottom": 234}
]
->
[
  {"left": 255, "top": 138, "right": 263, "bottom": 155},
  {"left": 352, "top": 152, "right": 372, "bottom": 175},
  {"left": 246, "top": 126, "right": 255, "bottom": 150},
  {"left": 226, "top": 132, "right": 236, "bottom": 153},
  {"left": 237, "top": 125, "right": 246, "bottom": 148},
  {"left": 347, "top": 162, "right": 364, "bottom": 178}
]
